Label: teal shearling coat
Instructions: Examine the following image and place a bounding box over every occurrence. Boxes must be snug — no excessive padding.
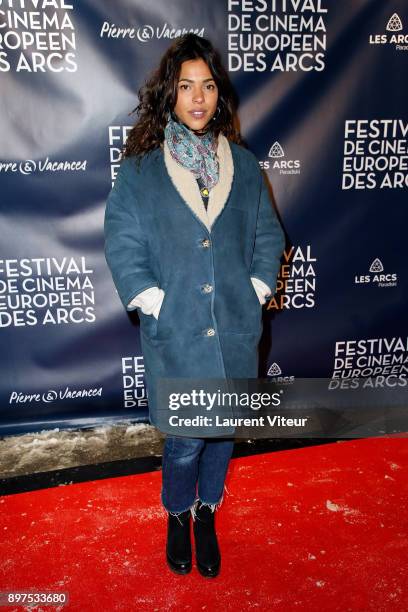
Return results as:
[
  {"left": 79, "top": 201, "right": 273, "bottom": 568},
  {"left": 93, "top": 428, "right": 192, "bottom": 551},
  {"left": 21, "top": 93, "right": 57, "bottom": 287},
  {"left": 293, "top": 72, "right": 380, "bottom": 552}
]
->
[{"left": 104, "top": 133, "right": 285, "bottom": 428}]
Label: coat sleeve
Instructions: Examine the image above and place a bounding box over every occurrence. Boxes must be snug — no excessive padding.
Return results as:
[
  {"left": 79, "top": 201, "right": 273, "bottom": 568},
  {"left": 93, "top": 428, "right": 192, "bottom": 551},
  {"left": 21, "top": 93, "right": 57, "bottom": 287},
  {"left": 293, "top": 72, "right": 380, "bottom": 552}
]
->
[
  {"left": 104, "top": 159, "right": 159, "bottom": 310},
  {"left": 249, "top": 171, "right": 285, "bottom": 297}
]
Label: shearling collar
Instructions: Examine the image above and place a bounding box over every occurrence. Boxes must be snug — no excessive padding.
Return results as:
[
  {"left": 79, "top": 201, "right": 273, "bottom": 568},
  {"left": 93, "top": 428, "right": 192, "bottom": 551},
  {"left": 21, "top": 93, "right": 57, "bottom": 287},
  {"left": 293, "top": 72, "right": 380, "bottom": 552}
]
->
[{"left": 163, "top": 132, "right": 234, "bottom": 232}]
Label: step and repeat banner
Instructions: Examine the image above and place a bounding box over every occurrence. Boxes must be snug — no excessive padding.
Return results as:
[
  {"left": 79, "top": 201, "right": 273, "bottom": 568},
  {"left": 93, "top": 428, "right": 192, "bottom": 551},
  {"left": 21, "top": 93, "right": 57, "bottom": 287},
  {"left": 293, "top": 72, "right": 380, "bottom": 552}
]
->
[{"left": 0, "top": 1, "right": 407, "bottom": 434}]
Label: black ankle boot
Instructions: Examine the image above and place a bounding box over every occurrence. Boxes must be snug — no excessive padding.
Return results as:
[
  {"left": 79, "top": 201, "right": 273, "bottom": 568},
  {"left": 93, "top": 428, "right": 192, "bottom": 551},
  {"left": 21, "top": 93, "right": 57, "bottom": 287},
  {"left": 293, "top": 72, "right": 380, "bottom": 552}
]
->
[
  {"left": 166, "top": 509, "right": 192, "bottom": 574},
  {"left": 193, "top": 502, "right": 221, "bottom": 578}
]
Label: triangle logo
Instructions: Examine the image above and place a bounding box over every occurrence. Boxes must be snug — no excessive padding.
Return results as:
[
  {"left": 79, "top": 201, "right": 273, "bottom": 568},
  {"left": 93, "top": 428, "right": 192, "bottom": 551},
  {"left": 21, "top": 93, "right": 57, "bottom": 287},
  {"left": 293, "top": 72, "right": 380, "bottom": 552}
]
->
[
  {"left": 267, "top": 362, "right": 282, "bottom": 376},
  {"left": 369, "top": 258, "right": 384, "bottom": 273},
  {"left": 386, "top": 13, "right": 403, "bottom": 32},
  {"left": 268, "top": 142, "right": 285, "bottom": 158}
]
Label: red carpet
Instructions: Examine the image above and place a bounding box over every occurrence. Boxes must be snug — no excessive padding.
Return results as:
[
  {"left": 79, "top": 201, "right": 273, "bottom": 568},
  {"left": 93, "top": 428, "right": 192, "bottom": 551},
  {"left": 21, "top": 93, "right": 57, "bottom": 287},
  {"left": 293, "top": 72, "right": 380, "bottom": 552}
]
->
[{"left": 1, "top": 437, "right": 407, "bottom": 611}]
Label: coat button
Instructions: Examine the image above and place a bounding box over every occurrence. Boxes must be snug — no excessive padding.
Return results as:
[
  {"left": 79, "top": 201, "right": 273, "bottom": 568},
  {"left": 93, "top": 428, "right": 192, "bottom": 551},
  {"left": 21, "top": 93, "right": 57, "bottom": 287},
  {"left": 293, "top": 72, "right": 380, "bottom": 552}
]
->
[
  {"left": 206, "top": 328, "right": 216, "bottom": 336},
  {"left": 202, "top": 283, "right": 213, "bottom": 293},
  {"left": 201, "top": 238, "right": 211, "bottom": 248}
]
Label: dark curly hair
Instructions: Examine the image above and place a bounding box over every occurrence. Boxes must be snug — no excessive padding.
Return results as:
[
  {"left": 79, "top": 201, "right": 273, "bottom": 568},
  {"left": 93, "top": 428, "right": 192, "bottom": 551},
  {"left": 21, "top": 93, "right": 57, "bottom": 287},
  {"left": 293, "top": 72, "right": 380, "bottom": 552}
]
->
[{"left": 120, "top": 33, "right": 244, "bottom": 162}]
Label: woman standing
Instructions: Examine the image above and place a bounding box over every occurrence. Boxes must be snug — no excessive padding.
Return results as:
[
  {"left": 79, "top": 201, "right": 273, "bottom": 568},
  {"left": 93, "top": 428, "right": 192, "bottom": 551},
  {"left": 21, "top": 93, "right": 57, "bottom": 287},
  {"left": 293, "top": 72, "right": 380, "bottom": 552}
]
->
[{"left": 104, "top": 33, "right": 285, "bottom": 578}]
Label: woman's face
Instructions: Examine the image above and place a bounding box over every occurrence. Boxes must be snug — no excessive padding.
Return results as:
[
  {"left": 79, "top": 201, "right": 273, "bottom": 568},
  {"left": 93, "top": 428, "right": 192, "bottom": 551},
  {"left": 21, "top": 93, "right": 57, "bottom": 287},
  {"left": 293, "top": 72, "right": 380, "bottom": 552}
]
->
[{"left": 173, "top": 58, "right": 219, "bottom": 132}]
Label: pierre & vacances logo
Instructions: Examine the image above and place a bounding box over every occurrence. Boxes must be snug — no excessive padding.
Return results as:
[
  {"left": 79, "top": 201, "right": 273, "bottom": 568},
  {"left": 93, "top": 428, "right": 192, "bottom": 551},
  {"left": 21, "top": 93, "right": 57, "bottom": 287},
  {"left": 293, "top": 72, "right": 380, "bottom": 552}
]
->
[
  {"left": 9, "top": 386, "right": 103, "bottom": 404},
  {"left": 0, "top": 158, "right": 87, "bottom": 174},
  {"left": 100, "top": 22, "right": 204, "bottom": 41}
]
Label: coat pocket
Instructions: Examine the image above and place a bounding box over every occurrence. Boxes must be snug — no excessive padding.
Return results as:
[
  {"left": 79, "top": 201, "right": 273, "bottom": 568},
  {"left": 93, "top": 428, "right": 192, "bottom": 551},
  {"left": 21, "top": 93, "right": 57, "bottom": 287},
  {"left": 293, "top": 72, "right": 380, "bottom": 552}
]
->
[
  {"left": 247, "top": 275, "right": 262, "bottom": 310},
  {"left": 246, "top": 275, "right": 263, "bottom": 336},
  {"left": 139, "top": 286, "right": 168, "bottom": 340},
  {"left": 156, "top": 290, "right": 167, "bottom": 330},
  {"left": 157, "top": 286, "right": 174, "bottom": 338},
  {"left": 139, "top": 310, "right": 158, "bottom": 339}
]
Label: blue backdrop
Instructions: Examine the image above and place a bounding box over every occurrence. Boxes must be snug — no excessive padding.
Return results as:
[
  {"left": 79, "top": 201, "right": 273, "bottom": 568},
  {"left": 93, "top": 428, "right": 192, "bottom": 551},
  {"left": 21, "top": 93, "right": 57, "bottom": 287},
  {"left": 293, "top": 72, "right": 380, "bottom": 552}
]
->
[{"left": 1, "top": 0, "right": 407, "bottom": 435}]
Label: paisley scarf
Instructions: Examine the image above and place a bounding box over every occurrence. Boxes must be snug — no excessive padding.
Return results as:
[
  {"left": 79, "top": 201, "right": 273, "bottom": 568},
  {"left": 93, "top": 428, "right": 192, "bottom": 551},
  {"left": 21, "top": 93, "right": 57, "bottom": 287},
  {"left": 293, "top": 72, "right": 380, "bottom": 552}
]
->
[{"left": 164, "top": 114, "right": 219, "bottom": 191}]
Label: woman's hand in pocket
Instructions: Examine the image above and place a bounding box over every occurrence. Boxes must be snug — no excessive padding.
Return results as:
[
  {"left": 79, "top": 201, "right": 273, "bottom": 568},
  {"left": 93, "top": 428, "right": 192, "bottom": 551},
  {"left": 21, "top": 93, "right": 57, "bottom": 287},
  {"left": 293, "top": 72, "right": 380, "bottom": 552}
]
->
[
  {"left": 127, "top": 286, "right": 165, "bottom": 317},
  {"left": 250, "top": 276, "right": 271, "bottom": 305}
]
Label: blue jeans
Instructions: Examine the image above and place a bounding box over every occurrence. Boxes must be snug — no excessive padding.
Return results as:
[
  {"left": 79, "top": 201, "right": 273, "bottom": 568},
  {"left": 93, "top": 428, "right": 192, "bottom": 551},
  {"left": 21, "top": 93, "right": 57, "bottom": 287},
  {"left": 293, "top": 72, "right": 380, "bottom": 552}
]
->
[{"left": 161, "top": 436, "right": 235, "bottom": 514}]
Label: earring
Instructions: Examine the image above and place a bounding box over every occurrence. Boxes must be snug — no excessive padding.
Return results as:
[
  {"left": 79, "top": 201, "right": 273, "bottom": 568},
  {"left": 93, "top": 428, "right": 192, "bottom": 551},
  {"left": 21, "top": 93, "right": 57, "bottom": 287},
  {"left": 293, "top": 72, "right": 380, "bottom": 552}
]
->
[{"left": 211, "top": 106, "right": 221, "bottom": 121}]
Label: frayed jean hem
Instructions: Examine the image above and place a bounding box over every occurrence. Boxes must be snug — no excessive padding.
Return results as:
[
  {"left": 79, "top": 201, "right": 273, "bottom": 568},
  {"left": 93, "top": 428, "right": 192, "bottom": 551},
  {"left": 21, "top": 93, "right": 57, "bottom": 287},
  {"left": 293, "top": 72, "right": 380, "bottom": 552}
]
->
[
  {"left": 161, "top": 491, "right": 197, "bottom": 519},
  {"left": 161, "top": 484, "right": 229, "bottom": 522},
  {"left": 193, "top": 484, "right": 229, "bottom": 520}
]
